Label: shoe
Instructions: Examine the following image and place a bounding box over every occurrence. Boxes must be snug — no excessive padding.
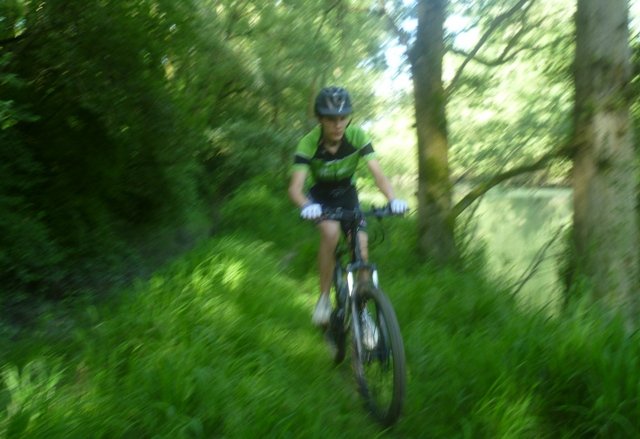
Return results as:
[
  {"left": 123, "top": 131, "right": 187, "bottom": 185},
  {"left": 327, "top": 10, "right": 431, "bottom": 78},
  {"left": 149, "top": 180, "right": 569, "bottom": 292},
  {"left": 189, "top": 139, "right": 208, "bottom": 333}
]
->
[
  {"left": 361, "top": 309, "right": 379, "bottom": 349},
  {"left": 312, "top": 294, "right": 331, "bottom": 327}
]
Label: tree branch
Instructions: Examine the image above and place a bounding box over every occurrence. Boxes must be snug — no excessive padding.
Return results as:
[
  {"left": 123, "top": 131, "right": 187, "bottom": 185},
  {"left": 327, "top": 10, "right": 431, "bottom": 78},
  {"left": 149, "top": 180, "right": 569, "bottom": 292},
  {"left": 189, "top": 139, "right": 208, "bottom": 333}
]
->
[
  {"left": 449, "top": 46, "right": 519, "bottom": 67},
  {"left": 446, "top": 0, "right": 534, "bottom": 95},
  {"left": 313, "top": 0, "right": 342, "bottom": 42},
  {"left": 0, "top": 34, "right": 27, "bottom": 46},
  {"left": 378, "top": 0, "right": 412, "bottom": 48},
  {"left": 216, "top": 80, "right": 246, "bottom": 101},
  {"left": 448, "top": 15, "right": 557, "bottom": 68},
  {"left": 510, "top": 224, "right": 567, "bottom": 297},
  {"left": 451, "top": 144, "right": 572, "bottom": 219},
  {"left": 223, "top": 0, "right": 254, "bottom": 41}
]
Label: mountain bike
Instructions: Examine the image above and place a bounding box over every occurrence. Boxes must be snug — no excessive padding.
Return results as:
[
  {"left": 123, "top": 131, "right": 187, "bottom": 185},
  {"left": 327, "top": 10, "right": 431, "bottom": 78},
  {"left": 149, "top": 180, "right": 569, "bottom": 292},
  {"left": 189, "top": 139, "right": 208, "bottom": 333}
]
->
[{"left": 320, "top": 205, "right": 406, "bottom": 427}]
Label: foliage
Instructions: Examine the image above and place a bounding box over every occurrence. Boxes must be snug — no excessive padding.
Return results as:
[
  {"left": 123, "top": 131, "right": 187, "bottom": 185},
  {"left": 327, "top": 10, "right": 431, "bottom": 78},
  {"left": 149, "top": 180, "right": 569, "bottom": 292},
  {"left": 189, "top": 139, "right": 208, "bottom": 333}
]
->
[
  {"left": 0, "top": 0, "right": 389, "bottom": 299},
  {"left": 631, "top": 33, "right": 640, "bottom": 140},
  {"left": 0, "top": 52, "right": 63, "bottom": 296},
  {"left": 446, "top": 0, "right": 575, "bottom": 183},
  {"left": 378, "top": 0, "right": 576, "bottom": 185},
  {"left": 2, "top": 183, "right": 639, "bottom": 437}
]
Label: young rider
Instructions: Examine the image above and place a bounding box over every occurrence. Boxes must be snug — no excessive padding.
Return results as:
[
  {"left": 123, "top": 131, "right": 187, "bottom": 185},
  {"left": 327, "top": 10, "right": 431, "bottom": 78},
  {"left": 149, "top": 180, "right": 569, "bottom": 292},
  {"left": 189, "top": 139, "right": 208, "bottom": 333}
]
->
[{"left": 288, "top": 86, "right": 408, "bottom": 327}]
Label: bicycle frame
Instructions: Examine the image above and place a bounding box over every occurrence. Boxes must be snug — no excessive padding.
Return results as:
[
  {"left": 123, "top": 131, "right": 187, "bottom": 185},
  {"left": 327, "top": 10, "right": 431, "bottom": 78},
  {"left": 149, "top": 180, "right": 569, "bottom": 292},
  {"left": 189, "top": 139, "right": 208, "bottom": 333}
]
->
[
  {"left": 320, "top": 205, "right": 407, "bottom": 426},
  {"left": 326, "top": 207, "right": 389, "bottom": 352}
]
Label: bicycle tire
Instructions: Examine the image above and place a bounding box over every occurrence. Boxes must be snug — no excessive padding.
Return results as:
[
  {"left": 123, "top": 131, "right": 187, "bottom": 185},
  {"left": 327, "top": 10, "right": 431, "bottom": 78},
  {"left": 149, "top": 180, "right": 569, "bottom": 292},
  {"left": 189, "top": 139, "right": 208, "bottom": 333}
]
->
[
  {"left": 329, "top": 276, "right": 349, "bottom": 364},
  {"left": 329, "top": 307, "right": 347, "bottom": 364},
  {"left": 351, "top": 285, "right": 406, "bottom": 426}
]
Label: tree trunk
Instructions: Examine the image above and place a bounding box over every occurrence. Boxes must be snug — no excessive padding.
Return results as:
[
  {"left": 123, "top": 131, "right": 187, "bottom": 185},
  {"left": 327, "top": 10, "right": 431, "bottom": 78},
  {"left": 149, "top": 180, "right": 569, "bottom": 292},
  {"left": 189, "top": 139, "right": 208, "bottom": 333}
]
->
[
  {"left": 409, "top": 0, "right": 457, "bottom": 264},
  {"left": 571, "top": 0, "right": 639, "bottom": 322}
]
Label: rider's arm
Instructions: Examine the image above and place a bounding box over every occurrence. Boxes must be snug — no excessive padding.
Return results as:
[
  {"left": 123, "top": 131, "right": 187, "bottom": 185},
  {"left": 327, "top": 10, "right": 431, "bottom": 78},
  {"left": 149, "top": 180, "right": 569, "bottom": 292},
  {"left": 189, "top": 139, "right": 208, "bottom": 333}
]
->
[
  {"left": 288, "top": 169, "right": 310, "bottom": 208},
  {"left": 366, "top": 159, "right": 396, "bottom": 202}
]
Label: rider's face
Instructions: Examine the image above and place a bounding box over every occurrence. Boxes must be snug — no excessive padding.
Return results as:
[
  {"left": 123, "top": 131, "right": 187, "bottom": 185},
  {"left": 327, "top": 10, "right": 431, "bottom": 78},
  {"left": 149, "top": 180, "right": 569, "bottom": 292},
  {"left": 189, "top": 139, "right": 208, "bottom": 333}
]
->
[{"left": 319, "top": 115, "right": 350, "bottom": 145}]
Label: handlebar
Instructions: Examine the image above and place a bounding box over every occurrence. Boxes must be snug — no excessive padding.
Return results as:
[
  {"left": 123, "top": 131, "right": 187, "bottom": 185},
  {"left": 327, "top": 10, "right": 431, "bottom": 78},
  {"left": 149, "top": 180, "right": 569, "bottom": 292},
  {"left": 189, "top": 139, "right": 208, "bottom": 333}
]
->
[{"left": 320, "top": 204, "right": 402, "bottom": 222}]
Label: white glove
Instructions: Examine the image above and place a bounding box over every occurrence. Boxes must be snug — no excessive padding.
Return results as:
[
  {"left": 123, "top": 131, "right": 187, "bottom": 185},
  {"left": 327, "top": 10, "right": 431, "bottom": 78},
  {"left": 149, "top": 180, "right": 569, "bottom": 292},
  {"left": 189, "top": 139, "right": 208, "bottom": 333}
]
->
[
  {"left": 389, "top": 199, "right": 408, "bottom": 214},
  {"left": 301, "top": 203, "right": 322, "bottom": 220}
]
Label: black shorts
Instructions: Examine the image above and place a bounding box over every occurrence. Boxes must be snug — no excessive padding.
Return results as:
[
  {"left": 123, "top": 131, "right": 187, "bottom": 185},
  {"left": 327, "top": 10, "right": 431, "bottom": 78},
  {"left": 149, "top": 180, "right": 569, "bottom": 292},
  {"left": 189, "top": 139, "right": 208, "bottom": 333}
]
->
[{"left": 308, "top": 183, "right": 367, "bottom": 234}]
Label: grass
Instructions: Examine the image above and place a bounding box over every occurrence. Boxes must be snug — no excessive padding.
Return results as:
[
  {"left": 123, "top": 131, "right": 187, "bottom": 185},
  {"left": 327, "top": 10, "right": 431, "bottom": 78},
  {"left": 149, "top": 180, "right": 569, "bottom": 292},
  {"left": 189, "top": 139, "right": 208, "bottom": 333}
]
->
[{"left": 1, "top": 181, "right": 639, "bottom": 438}]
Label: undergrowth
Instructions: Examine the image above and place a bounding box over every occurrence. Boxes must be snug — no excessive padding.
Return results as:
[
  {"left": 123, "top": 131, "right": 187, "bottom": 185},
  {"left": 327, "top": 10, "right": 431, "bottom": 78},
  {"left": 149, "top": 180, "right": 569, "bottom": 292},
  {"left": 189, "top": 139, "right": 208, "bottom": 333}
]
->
[{"left": 1, "top": 180, "right": 639, "bottom": 438}]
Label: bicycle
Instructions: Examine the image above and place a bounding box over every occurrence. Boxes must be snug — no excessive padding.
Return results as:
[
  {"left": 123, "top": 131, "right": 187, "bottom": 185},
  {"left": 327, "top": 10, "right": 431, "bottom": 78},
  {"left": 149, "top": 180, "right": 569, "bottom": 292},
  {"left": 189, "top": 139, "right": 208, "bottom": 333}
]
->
[{"left": 317, "top": 205, "right": 407, "bottom": 427}]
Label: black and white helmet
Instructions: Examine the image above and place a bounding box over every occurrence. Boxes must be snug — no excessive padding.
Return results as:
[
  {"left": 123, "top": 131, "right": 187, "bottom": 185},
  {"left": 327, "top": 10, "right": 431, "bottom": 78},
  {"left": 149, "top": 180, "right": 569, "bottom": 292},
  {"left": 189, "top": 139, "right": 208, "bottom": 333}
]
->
[{"left": 314, "top": 86, "right": 353, "bottom": 117}]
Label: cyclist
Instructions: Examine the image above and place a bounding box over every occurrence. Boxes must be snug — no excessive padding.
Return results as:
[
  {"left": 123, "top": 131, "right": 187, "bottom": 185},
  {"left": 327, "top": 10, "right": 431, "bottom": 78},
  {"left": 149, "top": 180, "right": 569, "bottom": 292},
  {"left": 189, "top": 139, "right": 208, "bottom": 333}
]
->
[{"left": 288, "top": 86, "right": 408, "bottom": 327}]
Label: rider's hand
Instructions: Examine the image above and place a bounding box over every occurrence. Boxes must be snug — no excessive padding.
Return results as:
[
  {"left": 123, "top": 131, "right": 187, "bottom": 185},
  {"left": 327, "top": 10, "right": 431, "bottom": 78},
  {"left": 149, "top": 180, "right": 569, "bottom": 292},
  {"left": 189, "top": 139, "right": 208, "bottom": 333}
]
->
[
  {"left": 301, "top": 202, "right": 322, "bottom": 220},
  {"left": 389, "top": 199, "right": 408, "bottom": 215}
]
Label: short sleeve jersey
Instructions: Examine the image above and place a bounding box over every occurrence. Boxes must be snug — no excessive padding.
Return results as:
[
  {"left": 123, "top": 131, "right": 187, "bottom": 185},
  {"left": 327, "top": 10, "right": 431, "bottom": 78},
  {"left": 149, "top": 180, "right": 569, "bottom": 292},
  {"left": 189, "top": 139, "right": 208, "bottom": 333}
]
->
[{"left": 292, "top": 125, "right": 376, "bottom": 185}]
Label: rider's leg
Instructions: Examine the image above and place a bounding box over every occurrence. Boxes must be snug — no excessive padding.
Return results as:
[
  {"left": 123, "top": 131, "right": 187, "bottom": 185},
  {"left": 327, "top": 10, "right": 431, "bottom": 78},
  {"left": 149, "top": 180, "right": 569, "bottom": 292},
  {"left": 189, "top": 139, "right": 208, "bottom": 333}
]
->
[
  {"left": 318, "top": 220, "right": 341, "bottom": 294},
  {"left": 312, "top": 220, "right": 341, "bottom": 326}
]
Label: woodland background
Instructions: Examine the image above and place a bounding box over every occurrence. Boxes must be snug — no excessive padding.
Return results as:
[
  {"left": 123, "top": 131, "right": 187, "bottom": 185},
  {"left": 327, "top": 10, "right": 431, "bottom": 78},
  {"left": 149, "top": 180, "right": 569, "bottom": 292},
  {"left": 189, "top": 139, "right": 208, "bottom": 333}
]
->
[
  {"left": 1, "top": 0, "right": 638, "bottom": 304},
  {"left": 1, "top": 1, "right": 640, "bottom": 436}
]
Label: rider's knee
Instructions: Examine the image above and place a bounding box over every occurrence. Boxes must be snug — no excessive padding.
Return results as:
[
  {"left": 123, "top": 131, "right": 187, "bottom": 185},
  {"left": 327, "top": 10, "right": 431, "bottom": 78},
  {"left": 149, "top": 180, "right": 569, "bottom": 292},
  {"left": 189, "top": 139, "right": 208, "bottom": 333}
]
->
[
  {"left": 358, "top": 231, "right": 368, "bottom": 247},
  {"left": 319, "top": 222, "right": 341, "bottom": 244}
]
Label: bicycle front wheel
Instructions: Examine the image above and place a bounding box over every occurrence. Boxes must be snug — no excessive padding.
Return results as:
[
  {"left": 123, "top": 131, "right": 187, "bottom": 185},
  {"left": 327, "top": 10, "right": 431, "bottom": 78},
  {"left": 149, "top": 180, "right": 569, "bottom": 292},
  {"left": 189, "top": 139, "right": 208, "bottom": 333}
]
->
[{"left": 351, "top": 285, "right": 406, "bottom": 426}]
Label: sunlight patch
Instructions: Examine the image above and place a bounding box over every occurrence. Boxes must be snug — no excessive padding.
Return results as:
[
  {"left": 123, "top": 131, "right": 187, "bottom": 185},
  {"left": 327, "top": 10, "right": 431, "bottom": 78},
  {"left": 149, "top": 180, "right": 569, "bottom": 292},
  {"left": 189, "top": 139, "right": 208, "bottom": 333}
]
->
[
  {"left": 189, "top": 254, "right": 248, "bottom": 295},
  {"left": 222, "top": 260, "right": 247, "bottom": 290},
  {"left": 1, "top": 359, "right": 63, "bottom": 436}
]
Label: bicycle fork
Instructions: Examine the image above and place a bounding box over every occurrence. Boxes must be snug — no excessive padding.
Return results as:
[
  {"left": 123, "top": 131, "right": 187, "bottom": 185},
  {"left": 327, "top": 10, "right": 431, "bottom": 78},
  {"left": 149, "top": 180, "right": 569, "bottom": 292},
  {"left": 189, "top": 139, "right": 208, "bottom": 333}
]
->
[{"left": 346, "top": 264, "right": 379, "bottom": 358}]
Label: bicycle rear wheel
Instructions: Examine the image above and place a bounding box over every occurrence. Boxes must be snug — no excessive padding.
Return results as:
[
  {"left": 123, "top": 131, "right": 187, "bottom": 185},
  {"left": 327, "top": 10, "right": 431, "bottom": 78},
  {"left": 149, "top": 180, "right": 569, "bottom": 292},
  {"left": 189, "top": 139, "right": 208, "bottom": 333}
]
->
[
  {"left": 329, "top": 270, "right": 349, "bottom": 364},
  {"left": 351, "top": 285, "right": 406, "bottom": 426},
  {"left": 329, "top": 309, "right": 346, "bottom": 364}
]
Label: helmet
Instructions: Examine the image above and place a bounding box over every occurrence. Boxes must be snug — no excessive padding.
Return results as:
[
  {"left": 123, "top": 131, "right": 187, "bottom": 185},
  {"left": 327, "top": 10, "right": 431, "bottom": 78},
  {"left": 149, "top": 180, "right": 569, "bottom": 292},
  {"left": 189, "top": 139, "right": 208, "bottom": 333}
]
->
[{"left": 314, "top": 86, "right": 352, "bottom": 117}]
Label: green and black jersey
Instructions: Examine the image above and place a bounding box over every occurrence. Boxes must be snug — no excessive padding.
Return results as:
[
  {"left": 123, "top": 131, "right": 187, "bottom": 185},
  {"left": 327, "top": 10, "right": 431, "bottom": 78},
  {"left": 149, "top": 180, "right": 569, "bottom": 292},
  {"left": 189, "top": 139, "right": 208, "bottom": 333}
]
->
[{"left": 292, "top": 124, "right": 376, "bottom": 189}]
